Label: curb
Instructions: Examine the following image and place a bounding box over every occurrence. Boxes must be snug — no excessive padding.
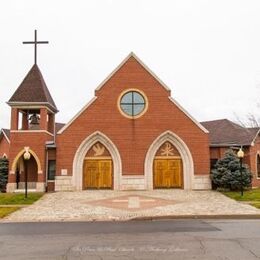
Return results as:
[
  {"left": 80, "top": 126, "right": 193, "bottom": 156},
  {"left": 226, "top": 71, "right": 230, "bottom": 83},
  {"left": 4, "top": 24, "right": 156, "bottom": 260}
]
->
[{"left": 132, "top": 214, "right": 260, "bottom": 221}]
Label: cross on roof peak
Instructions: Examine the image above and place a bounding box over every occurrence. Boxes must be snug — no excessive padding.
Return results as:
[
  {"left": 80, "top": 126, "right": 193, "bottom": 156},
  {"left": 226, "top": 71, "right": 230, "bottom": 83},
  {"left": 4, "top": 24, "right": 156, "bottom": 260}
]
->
[{"left": 23, "top": 30, "right": 49, "bottom": 65}]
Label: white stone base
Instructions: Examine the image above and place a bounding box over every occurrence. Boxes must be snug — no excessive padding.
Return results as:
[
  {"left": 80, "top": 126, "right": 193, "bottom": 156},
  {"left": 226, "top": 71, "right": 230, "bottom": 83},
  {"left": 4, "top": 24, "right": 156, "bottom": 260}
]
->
[
  {"left": 17, "top": 182, "right": 36, "bottom": 189},
  {"left": 55, "top": 176, "right": 74, "bottom": 191},
  {"left": 193, "top": 175, "right": 212, "bottom": 190},
  {"left": 120, "top": 175, "right": 145, "bottom": 190},
  {"left": 6, "top": 183, "right": 16, "bottom": 193},
  {"left": 6, "top": 182, "right": 45, "bottom": 192},
  {"left": 36, "top": 182, "right": 46, "bottom": 192}
]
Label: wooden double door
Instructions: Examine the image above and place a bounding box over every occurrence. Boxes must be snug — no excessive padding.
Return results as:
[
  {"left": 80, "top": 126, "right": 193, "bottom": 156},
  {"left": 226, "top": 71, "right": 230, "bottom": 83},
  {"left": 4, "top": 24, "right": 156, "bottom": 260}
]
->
[
  {"left": 83, "top": 159, "right": 113, "bottom": 189},
  {"left": 153, "top": 159, "right": 182, "bottom": 188}
]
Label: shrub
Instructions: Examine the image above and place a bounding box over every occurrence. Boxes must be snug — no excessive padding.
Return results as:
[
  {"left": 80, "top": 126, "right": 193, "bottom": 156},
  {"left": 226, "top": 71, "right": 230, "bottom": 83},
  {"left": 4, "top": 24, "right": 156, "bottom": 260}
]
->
[
  {"left": 211, "top": 149, "right": 252, "bottom": 190},
  {"left": 0, "top": 157, "right": 9, "bottom": 192}
]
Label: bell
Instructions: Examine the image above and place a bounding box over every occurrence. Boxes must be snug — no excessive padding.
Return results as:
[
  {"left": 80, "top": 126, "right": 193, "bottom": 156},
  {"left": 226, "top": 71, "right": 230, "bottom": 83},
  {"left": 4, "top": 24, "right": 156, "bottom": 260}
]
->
[{"left": 29, "top": 113, "right": 40, "bottom": 125}]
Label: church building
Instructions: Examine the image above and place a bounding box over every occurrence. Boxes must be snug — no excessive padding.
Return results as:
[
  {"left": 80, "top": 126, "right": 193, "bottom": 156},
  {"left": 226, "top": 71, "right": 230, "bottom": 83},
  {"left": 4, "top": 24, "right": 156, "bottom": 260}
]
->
[{"left": 2, "top": 48, "right": 212, "bottom": 192}]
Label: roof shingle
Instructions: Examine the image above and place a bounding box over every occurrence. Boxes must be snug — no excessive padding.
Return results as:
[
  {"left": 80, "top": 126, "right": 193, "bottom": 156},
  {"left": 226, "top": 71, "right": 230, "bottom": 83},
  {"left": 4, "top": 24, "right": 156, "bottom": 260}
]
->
[
  {"left": 201, "top": 119, "right": 260, "bottom": 146},
  {"left": 8, "top": 64, "right": 58, "bottom": 112}
]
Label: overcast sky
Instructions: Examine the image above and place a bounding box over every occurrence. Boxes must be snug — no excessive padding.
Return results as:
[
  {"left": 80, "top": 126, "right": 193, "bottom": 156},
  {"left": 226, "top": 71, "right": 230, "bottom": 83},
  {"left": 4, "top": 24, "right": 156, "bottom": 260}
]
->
[{"left": 1, "top": 0, "right": 260, "bottom": 128}]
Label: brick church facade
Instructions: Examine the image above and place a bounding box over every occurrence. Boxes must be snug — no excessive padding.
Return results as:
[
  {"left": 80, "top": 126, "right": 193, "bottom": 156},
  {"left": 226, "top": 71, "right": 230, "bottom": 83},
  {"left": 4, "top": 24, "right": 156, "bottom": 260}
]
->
[{"left": 1, "top": 53, "right": 213, "bottom": 192}]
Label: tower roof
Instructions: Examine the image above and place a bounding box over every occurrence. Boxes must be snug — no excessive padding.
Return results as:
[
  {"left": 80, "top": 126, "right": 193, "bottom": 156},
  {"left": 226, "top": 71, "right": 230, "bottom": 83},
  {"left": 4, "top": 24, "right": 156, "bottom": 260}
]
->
[{"left": 8, "top": 64, "right": 58, "bottom": 112}]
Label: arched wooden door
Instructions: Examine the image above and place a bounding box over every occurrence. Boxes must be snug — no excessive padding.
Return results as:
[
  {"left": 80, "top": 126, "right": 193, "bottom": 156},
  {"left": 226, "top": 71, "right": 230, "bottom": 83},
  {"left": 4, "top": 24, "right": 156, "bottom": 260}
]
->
[
  {"left": 153, "top": 141, "right": 183, "bottom": 188},
  {"left": 83, "top": 142, "right": 113, "bottom": 189}
]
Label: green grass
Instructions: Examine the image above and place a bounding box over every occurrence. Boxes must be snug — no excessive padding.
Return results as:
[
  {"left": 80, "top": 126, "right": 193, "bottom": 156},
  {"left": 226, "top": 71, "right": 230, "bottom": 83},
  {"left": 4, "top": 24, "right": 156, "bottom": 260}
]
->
[
  {"left": 250, "top": 202, "right": 260, "bottom": 209},
  {"left": 222, "top": 188, "right": 260, "bottom": 201},
  {"left": 0, "top": 193, "right": 44, "bottom": 205},
  {"left": 0, "top": 207, "right": 19, "bottom": 218}
]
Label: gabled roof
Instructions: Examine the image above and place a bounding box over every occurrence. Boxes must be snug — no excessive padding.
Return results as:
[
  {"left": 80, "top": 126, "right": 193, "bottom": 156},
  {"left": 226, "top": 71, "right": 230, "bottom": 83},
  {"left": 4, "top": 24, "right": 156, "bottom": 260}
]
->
[
  {"left": 55, "top": 123, "right": 65, "bottom": 134},
  {"left": 0, "top": 129, "right": 10, "bottom": 143},
  {"left": 95, "top": 52, "right": 171, "bottom": 92},
  {"left": 7, "top": 64, "right": 58, "bottom": 112},
  {"left": 201, "top": 119, "right": 260, "bottom": 146},
  {"left": 58, "top": 52, "right": 208, "bottom": 134}
]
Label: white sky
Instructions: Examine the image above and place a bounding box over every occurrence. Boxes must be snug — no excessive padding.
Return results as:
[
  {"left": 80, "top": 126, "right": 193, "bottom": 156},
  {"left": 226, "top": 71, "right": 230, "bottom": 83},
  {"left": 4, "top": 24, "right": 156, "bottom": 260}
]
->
[{"left": 1, "top": 0, "right": 260, "bottom": 128}]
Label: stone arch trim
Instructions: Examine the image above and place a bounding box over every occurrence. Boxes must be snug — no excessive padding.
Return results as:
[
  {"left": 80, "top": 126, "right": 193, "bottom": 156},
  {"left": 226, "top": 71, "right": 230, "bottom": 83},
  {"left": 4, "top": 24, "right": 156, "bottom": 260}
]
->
[
  {"left": 11, "top": 148, "right": 43, "bottom": 174},
  {"left": 72, "top": 131, "right": 122, "bottom": 190},
  {"left": 145, "top": 131, "right": 194, "bottom": 190}
]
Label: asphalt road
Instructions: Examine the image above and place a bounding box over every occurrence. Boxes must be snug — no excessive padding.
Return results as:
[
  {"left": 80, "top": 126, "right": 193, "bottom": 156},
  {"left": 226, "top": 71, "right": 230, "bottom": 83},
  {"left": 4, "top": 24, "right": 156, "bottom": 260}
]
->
[{"left": 0, "top": 219, "right": 259, "bottom": 259}]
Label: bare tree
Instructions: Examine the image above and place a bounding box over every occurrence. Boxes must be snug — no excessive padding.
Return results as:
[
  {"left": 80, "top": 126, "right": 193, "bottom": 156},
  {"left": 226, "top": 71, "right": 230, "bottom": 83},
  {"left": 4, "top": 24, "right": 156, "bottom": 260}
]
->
[{"left": 234, "top": 112, "right": 260, "bottom": 128}]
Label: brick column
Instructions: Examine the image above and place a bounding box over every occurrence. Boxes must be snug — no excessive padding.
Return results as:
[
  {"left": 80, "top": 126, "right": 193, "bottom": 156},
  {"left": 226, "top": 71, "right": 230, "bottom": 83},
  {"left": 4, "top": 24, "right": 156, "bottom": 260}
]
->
[
  {"left": 48, "top": 114, "right": 55, "bottom": 134},
  {"left": 11, "top": 108, "right": 19, "bottom": 130},
  {"left": 22, "top": 112, "right": 28, "bottom": 130},
  {"left": 40, "top": 108, "right": 48, "bottom": 130}
]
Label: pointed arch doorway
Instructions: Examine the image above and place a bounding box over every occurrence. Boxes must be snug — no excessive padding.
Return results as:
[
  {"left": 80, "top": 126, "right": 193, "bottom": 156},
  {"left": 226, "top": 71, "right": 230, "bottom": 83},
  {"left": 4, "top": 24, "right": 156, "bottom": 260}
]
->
[
  {"left": 72, "top": 131, "right": 122, "bottom": 190},
  {"left": 83, "top": 142, "right": 113, "bottom": 189},
  {"left": 153, "top": 141, "right": 183, "bottom": 188},
  {"left": 145, "top": 131, "right": 194, "bottom": 190}
]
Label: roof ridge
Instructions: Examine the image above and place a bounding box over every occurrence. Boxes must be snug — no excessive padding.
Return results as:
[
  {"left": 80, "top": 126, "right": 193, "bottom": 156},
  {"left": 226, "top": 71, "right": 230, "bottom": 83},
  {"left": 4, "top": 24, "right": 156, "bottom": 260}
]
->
[{"left": 35, "top": 65, "right": 57, "bottom": 109}]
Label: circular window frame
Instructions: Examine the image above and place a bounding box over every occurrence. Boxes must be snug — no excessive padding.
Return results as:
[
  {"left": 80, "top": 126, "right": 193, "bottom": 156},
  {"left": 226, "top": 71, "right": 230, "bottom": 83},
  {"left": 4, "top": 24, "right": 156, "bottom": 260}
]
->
[{"left": 117, "top": 88, "right": 148, "bottom": 119}]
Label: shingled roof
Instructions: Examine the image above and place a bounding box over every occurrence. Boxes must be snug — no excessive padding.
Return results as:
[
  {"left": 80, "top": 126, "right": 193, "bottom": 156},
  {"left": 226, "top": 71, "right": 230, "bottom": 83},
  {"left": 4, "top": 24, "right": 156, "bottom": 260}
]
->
[
  {"left": 8, "top": 64, "right": 58, "bottom": 112},
  {"left": 0, "top": 129, "right": 10, "bottom": 143},
  {"left": 201, "top": 119, "right": 260, "bottom": 147},
  {"left": 55, "top": 123, "right": 65, "bottom": 134}
]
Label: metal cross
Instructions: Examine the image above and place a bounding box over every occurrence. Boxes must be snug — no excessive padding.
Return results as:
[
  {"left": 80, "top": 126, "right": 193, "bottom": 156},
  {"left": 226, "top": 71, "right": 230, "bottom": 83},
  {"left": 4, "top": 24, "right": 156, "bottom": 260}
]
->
[{"left": 23, "top": 30, "right": 49, "bottom": 65}]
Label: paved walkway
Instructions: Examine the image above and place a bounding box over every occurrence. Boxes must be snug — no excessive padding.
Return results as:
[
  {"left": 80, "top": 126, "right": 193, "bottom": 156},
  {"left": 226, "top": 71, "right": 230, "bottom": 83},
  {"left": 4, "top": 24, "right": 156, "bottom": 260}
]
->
[{"left": 2, "top": 190, "right": 260, "bottom": 222}]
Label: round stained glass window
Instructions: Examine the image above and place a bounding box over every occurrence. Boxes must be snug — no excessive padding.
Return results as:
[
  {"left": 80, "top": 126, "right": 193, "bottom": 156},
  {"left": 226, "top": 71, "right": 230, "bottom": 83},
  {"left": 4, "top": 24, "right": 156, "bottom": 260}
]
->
[{"left": 119, "top": 90, "right": 147, "bottom": 118}]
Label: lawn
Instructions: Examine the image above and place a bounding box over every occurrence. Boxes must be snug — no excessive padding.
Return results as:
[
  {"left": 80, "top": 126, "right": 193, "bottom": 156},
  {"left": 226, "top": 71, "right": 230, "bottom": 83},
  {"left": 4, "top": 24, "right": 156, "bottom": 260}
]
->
[
  {"left": 222, "top": 188, "right": 260, "bottom": 209},
  {"left": 0, "top": 207, "right": 20, "bottom": 218},
  {"left": 0, "top": 193, "right": 44, "bottom": 218},
  {"left": 0, "top": 193, "right": 44, "bottom": 205}
]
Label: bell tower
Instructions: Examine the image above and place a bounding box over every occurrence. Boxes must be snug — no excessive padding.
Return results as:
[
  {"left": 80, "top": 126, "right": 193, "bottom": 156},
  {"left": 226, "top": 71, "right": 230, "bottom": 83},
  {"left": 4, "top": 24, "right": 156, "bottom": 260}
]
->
[
  {"left": 6, "top": 30, "right": 58, "bottom": 192},
  {"left": 7, "top": 63, "right": 58, "bottom": 134}
]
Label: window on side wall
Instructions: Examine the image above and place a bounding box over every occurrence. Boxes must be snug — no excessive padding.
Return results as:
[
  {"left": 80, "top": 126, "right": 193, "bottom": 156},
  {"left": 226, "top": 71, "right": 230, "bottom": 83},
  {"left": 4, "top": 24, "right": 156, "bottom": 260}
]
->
[
  {"left": 257, "top": 155, "right": 260, "bottom": 178},
  {"left": 48, "top": 160, "right": 56, "bottom": 181}
]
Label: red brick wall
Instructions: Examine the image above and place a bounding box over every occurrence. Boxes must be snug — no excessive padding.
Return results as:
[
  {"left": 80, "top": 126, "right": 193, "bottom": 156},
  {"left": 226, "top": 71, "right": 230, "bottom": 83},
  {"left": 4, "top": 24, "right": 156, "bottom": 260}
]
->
[
  {"left": 8, "top": 131, "right": 54, "bottom": 183},
  {"left": 210, "top": 147, "right": 230, "bottom": 159},
  {"left": 57, "top": 56, "right": 210, "bottom": 178},
  {"left": 0, "top": 136, "right": 10, "bottom": 158},
  {"left": 247, "top": 136, "right": 260, "bottom": 187},
  {"left": 48, "top": 149, "right": 56, "bottom": 160},
  {"left": 209, "top": 145, "right": 260, "bottom": 187}
]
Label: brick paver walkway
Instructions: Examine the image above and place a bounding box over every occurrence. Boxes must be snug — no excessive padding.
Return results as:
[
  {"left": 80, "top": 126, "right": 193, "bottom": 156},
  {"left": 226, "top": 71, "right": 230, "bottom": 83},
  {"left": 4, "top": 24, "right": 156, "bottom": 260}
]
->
[{"left": 2, "top": 190, "right": 260, "bottom": 222}]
